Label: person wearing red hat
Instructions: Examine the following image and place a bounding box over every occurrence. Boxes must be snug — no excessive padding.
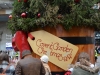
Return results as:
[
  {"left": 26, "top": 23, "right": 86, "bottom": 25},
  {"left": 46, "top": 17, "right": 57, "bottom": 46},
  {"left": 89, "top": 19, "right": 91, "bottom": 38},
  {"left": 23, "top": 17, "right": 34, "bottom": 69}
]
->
[{"left": 12, "top": 31, "right": 46, "bottom": 75}]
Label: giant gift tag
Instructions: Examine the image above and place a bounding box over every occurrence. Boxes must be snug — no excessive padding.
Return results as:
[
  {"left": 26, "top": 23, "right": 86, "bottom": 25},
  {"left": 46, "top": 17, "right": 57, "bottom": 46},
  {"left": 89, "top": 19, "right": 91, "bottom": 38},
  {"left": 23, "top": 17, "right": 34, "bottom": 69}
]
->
[{"left": 28, "top": 30, "right": 78, "bottom": 70}]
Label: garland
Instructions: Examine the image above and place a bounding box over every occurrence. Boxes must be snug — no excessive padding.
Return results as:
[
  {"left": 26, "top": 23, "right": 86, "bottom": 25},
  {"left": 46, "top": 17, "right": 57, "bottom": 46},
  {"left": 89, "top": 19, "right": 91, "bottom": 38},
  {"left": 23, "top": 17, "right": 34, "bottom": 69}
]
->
[{"left": 7, "top": 0, "right": 100, "bottom": 33}]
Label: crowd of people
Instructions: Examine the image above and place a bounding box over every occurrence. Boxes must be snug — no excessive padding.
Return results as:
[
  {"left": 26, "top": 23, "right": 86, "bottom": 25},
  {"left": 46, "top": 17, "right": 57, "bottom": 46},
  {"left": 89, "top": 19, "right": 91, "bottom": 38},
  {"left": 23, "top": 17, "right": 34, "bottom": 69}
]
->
[
  {"left": 0, "top": 52, "right": 15, "bottom": 75},
  {"left": 66, "top": 52, "right": 100, "bottom": 75},
  {"left": 0, "top": 50, "right": 52, "bottom": 75},
  {"left": 0, "top": 50, "right": 100, "bottom": 75}
]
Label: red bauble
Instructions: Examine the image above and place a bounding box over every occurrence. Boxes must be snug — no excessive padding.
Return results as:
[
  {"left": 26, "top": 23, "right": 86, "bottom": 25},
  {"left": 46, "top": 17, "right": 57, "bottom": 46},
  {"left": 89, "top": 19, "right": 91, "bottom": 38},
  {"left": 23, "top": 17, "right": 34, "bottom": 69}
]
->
[
  {"left": 21, "top": 13, "right": 27, "bottom": 18},
  {"left": 74, "top": 0, "right": 80, "bottom": 3},
  {"left": 24, "top": 0, "right": 28, "bottom": 2},
  {"left": 18, "top": 0, "right": 21, "bottom": 2},
  {"left": 37, "top": 13, "right": 41, "bottom": 18},
  {"left": 9, "top": 15, "right": 12, "bottom": 19},
  {"left": 57, "top": 14, "right": 62, "bottom": 19}
]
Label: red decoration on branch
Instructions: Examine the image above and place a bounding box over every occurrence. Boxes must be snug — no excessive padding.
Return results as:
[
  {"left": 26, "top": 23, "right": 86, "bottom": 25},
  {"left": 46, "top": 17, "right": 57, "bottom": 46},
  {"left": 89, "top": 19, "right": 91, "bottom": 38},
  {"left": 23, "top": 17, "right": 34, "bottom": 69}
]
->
[
  {"left": 21, "top": 12, "right": 27, "bottom": 18},
  {"left": 18, "top": 0, "right": 21, "bottom": 2},
  {"left": 37, "top": 13, "right": 41, "bottom": 18},
  {"left": 24, "top": 0, "right": 28, "bottom": 2},
  {"left": 57, "top": 14, "right": 62, "bottom": 19},
  {"left": 74, "top": 0, "right": 80, "bottom": 3},
  {"left": 9, "top": 15, "right": 12, "bottom": 19}
]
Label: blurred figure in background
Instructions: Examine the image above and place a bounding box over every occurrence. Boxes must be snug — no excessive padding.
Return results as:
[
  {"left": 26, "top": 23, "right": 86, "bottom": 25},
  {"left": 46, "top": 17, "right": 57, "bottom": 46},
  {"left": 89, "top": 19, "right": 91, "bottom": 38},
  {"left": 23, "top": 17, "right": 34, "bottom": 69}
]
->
[
  {"left": 15, "top": 50, "right": 46, "bottom": 75},
  {"left": 40, "top": 55, "right": 52, "bottom": 75},
  {"left": 69, "top": 52, "right": 99, "bottom": 75},
  {"left": 68, "top": 52, "right": 95, "bottom": 72},
  {"left": 0, "top": 52, "right": 15, "bottom": 75},
  {"left": 12, "top": 56, "right": 20, "bottom": 66}
]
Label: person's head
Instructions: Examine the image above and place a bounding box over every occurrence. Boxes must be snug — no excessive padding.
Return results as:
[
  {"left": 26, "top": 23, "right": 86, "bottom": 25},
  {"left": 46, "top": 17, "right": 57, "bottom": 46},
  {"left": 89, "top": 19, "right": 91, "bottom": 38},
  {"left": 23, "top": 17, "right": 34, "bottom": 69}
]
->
[
  {"left": 0, "top": 52, "right": 9, "bottom": 64},
  {"left": 40, "top": 55, "right": 49, "bottom": 63},
  {"left": 78, "top": 52, "right": 90, "bottom": 62},
  {"left": 22, "top": 50, "right": 32, "bottom": 59}
]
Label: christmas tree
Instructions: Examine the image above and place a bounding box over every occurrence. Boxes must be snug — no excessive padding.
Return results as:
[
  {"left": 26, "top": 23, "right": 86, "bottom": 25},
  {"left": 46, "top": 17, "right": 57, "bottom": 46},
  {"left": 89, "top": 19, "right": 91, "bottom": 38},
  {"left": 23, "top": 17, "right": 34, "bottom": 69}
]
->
[{"left": 8, "top": 0, "right": 100, "bottom": 33}]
